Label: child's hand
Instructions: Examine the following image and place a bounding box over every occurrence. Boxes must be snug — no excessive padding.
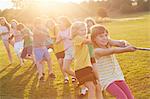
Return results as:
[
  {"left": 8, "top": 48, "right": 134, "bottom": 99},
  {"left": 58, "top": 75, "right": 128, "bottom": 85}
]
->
[
  {"left": 119, "top": 40, "right": 130, "bottom": 47},
  {"left": 125, "top": 46, "right": 137, "bottom": 52}
]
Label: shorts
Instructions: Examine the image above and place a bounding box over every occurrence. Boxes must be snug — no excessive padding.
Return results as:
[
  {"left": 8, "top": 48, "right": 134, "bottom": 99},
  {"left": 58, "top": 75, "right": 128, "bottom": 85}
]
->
[
  {"left": 33, "top": 47, "right": 50, "bottom": 62},
  {"left": 75, "top": 66, "right": 97, "bottom": 86},
  {"left": 64, "top": 47, "right": 74, "bottom": 60},
  {"left": 14, "top": 40, "right": 24, "bottom": 55},
  {"left": 55, "top": 51, "right": 65, "bottom": 59},
  {"left": 21, "top": 46, "right": 32, "bottom": 58}
]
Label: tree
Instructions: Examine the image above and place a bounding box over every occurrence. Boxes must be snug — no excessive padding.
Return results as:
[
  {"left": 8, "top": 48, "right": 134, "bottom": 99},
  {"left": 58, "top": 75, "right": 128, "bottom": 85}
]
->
[
  {"left": 11, "top": 0, "right": 25, "bottom": 9},
  {"left": 137, "top": 0, "right": 150, "bottom": 11},
  {"left": 97, "top": 7, "right": 108, "bottom": 18}
]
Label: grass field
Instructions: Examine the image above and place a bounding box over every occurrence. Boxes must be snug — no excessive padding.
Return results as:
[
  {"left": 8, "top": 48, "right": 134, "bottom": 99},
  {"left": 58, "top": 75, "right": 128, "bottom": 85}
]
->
[{"left": 0, "top": 12, "right": 150, "bottom": 99}]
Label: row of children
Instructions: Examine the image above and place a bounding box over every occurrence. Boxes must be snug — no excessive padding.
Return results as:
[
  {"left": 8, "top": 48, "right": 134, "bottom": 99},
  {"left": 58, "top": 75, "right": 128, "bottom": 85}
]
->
[{"left": 0, "top": 16, "right": 136, "bottom": 99}]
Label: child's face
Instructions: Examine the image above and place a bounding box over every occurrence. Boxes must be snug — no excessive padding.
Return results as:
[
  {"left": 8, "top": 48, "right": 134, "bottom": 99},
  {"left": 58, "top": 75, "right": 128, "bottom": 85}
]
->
[
  {"left": 95, "top": 32, "right": 109, "bottom": 47},
  {"left": 11, "top": 22, "right": 17, "bottom": 28},
  {"left": 0, "top": 19, "right": 5, "bottom": 26},
  {"left": 78, "top": 26, "right": 87, "bottom": 36}
]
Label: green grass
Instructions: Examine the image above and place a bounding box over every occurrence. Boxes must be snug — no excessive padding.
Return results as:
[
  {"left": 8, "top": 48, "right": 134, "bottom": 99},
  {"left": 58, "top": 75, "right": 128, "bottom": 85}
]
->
[{"left": 0, "top": 12, "right": 150, "bottom": 99}]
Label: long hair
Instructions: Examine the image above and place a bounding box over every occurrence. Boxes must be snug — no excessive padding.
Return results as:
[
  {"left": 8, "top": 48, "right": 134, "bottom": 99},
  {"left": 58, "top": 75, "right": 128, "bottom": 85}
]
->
[
  {"left": 70, "top": 21, "right": 87, "bottom": 39},
  {"left": 10, "top": 19, "right": 18, "bottom": 29},
  {"left": 84, "top": 17, "right": 96, "bottom": 26},
  {"left": 58, "top": 16, "right": 72, "bottom": 29},
  {"left": 0, "top": 17, "right": 10, "bottom": 31},
  {"left": 46, "top": 19, "right": 56, "bottom": 34},
  {"left": 17, "top": 23, "right": 25, "bottom": 31}
]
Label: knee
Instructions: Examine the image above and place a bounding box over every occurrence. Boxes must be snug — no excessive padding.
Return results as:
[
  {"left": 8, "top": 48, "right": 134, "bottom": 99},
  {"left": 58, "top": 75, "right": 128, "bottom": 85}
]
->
[
  {"left": 63, "top": 66, "right": 67, "bottom": 72},
  {"left": 88, "top": 83, "right": 96, "bottom": 94},
  {"left": 96, "top": 84, "right": 102, "bottom": 93}
]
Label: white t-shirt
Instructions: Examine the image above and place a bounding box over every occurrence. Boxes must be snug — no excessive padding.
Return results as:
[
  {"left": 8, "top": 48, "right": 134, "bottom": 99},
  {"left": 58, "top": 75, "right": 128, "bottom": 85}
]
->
[{"left": 0, "top": 26, "right": 9, "bottom": 41}]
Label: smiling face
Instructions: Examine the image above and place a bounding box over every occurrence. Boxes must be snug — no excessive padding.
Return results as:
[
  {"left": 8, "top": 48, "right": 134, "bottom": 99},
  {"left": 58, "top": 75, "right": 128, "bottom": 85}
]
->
[
  {"left": 78, "top": 25, "right": 87, "bottom": 37},
  {"left": 0, "top": 18, "right": 6, "bottom": 26},
  {"left": 94, "top": 32, "right": 109, "bottom": 47}
]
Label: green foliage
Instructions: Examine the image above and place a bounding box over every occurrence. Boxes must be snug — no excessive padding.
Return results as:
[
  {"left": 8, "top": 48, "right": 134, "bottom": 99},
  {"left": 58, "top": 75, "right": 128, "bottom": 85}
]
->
[{"left": 97, "top": 7, "right": 108, "bottom": 18}]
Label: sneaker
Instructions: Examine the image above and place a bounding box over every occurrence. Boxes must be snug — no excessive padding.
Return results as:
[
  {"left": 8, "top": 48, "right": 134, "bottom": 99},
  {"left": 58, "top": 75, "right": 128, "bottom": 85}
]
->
[
  {"left": 64, "top": 77, "right": 69, "bottom": 84},
  {"left": 38, "top": 75, "right": 44, "bottom": 81},
  {"left": 80, "top": 87, "right": 88, "bottom": 95},
  {"left": 49, "top": 73, "right": 56, "bottom": 78},
  {"left": 72, "top": 77, "right": 76, "bottom": 83},
  {"left": 42, "top": 73, "right": 45, "bottom": 76}
]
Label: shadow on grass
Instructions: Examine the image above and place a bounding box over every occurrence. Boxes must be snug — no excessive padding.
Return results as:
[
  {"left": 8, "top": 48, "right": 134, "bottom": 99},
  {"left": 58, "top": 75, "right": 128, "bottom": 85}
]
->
[
  {"left": 28, "top": 75, "right": 58, "bottom": 99},
  {"left": 0, "top": 64, "right": 36, "bottom": 98},
  {"left": 0, "top": 64, "right": 12, "bottom": 74}
]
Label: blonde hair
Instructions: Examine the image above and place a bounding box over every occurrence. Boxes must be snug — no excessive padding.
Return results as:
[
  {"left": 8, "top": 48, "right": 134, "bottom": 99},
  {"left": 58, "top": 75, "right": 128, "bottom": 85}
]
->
[
  {"left": 70, "top": 21, "right": 87, "bottom": 38},
  {"left": 58, "top": 16, "right": 71, "bottom": 28}
]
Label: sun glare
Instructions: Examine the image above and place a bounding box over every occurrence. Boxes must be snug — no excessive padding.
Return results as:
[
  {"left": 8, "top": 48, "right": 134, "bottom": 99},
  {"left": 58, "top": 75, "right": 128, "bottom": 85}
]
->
[{"left": 35, "top": 0, "right": 88, "bottom": 4}]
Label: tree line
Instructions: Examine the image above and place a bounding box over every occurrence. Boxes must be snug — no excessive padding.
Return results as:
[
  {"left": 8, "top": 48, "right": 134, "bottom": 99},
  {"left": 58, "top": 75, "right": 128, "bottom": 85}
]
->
[{"left": 0, "top": 0, "right": 149, "bottom": 23}]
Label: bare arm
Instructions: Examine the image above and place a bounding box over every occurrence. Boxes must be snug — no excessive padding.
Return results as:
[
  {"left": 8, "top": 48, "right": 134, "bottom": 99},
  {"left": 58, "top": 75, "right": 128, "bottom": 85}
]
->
[
  {"left": 109, "top": 39, "right": 130, "bottom": 47},
  {"left": 55, "top": 33, "right": 63, "bottom": 44},
  {"left": 95, "top": 46, "right": 136, "bottom": 57}
]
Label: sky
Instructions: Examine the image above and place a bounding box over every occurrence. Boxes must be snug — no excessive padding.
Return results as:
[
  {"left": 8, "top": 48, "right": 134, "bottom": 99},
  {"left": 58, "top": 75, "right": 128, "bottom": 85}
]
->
[
  {"left": 0, "top": 0, "right": 13, "bottom": 10},
  {"left": 0, "top": 0, "right": 91, "bottom": 10}
]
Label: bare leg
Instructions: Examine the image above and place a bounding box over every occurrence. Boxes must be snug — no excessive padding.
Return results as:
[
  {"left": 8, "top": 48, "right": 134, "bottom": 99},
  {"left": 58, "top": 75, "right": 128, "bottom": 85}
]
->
[
  {"left": 46, "top": 57, "right": 53, "bottom": 74},
  {"left": 95, "top": 83, "right": 103, "bottom": 99},
  {"left": 36, "top": 61, "right": 44, "bottom": 79},
  {"left": 84, "top": 81, "right": 96, "bottom": 99},
  {"left": 3, "top": 40, "right": 12, "bottom": 64},
  {"left": 63, "top": 59, "right": 75, "bottom": 77},
  {"left": 58, "top": 58, "right": 68, "bottom": 77}
]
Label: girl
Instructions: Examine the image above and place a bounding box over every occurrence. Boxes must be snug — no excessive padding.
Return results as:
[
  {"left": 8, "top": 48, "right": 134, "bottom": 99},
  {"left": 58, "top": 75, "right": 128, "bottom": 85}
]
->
[
  {"left": 91, "top": 24, "right": 135, "bottom": 99},
  {"left": 0, "top": 17, "right": 12, "bottom": 64},
  {"left": 46, "top": 19, "right": 69, "bottom": 83},
  {"left": 10, "top": 20, "right": 24, "bottom": 66},
  {"left": 17, "top": 23, "right": 33, "bottom": 62},
  {"left": 46, "top": 19, "right": 55, "bottom": 49},
  {"left": 32, "top": 17, "right": 55, "bottom": 80},
  {"left": 56, "top": 16, "right": 75, "bottom": 83},
  {"left": 79, "top": 18, "right": 97, "bottom": 95},
  {"left": 71, "top": 21, "right": 103, "bottom": 99}
]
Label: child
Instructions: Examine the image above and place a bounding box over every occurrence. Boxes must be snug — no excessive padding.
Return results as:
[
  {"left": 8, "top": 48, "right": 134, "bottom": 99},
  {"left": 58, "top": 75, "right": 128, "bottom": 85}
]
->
[
  {"left": 46, "top": 19, "right": 56, "bottom": 49},
  {"left": 78, "top": 18, "right": 97, "bottom": 95},
  {"left": 17, "top": 23, "right": 33, "bottom": 62},
  {"left": 32, "top": 17, "right": 55, "bottom": 80},
  {"left": 0, "top": 17, "right": 12, "bottom": 64},
  {"left": 56, "top": 16, "right": 75, "bottom": 83},
  {"left": 46, "top": 19, "right": 69, "bottom": 83},
  {"left": 71, "top": 21, "right": 103, "bottom": 99},
  {"left": 91, "top": 24, "right": 135, "bottom": 99}
]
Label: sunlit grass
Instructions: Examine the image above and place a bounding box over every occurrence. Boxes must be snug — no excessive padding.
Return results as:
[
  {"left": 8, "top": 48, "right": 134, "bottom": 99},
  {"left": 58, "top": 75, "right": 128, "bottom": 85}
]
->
[{"left": 0, "top": 12, "right": 150, "bottom": 99}]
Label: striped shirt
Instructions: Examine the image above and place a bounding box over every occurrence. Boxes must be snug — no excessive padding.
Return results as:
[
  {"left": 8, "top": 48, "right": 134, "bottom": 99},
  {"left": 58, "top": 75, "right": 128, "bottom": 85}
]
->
[{"left": 95, "top": 54, "right": 125, "bottom": 90}]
